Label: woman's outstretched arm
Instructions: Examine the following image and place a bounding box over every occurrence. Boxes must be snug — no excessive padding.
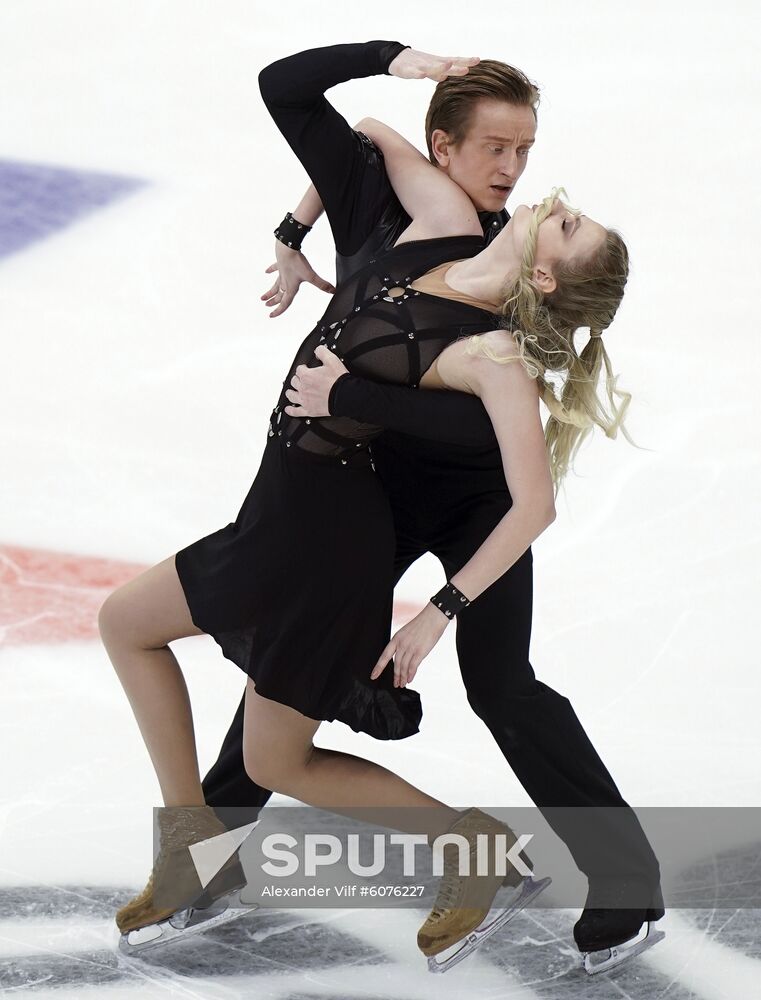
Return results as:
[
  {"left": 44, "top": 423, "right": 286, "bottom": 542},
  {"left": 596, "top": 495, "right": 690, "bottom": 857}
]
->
[
  {"left": 440, "top": 332, "right": 556, "bottom": 597},
  {"left": 371, "top": 332, "right": 556, "bottom": 688}
]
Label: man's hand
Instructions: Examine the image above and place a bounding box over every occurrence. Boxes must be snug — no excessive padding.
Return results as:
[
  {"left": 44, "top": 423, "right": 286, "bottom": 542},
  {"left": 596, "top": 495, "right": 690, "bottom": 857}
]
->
[
  {"left": 370, "top": 602, "right": 451, "bottom": 688},
  {"left": 261, "top": 243, "right": 336, "bottom": 319},
  {"left": 388, "top": 49, "right": 480, "bottom": 83},
  {"left": 284, "top": 345, "right": 348, "bottom": 417}
]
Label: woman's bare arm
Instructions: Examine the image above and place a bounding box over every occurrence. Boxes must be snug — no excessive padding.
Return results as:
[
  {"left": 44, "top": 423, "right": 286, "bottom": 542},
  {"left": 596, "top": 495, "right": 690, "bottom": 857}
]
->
[
  {"left": 369, "top": 331, "right": 556, "bottom": 688},
  {"left": 435, "top": 332, "right": 557, "bottom": 600},
  {"left": 355, "top": 116, "right": 481, "bottom": 240}
]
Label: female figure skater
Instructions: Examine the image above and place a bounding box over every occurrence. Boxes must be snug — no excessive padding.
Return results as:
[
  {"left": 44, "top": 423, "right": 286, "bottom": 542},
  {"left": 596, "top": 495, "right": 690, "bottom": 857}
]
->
[{"left": 97, "top": 44, "right": 632, "bottom": 971}]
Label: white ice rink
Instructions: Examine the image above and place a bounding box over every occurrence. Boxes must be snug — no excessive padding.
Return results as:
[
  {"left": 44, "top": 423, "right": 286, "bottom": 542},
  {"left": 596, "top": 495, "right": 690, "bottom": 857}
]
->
[{"left": 1, "top": 0, "right": 760, "bottom": 996}]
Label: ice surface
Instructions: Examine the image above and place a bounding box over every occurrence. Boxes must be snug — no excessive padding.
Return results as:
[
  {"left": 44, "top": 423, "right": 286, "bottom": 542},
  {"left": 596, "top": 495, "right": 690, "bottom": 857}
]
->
[{"left": 1, "top": 0, "right": 759, "bottom": 996}]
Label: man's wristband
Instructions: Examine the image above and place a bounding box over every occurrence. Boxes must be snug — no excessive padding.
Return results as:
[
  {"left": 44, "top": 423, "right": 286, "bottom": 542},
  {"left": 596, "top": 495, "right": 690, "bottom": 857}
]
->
[
  {"left": 430, "top": 581, "right": 472, "bottom": 619},
  {"left": 274, "top": 212, "right": 312, "bottom": 252}
]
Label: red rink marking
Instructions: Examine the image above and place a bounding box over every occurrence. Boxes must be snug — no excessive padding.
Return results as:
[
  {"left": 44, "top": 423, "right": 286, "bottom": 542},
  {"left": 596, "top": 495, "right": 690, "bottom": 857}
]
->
[
  {"left": 0, "top": 543, "right": 419, "bottom": 646},
  {"left": 0, "top": 543, "right": 147, "bottom": 645}
]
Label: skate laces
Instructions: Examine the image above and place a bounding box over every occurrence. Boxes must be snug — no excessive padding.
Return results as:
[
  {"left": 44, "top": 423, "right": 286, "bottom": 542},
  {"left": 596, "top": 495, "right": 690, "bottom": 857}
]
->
[
  {"left": 426, "top": 809, "right": 511, "bottom": 922},
  {"left": 429, "top": 848, "right": 474, "bottom": 920}
]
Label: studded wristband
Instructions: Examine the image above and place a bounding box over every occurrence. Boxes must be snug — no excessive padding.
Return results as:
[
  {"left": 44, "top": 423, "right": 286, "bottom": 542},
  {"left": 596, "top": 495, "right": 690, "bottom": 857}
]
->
[
  {"left": 274, "top": 212, "right": 312, "bottom": 252},
  {"left": 430, "top": 581, "right": 472, "bottom": 619}
]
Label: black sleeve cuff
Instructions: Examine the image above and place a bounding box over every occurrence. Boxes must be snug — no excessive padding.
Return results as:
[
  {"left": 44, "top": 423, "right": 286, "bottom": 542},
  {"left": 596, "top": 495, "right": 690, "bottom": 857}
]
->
[
  {"left": 377, "top": 41, "right": 410, "bottom": 74},
  {"left": 328, "top": 371, "right": 354, "bottom": 415}
]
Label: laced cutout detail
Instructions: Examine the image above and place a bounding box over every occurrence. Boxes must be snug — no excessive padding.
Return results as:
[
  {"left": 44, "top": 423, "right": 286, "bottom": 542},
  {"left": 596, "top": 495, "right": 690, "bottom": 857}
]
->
[{"left": 267, "top": 237, "right": 498, "bottom": 461}]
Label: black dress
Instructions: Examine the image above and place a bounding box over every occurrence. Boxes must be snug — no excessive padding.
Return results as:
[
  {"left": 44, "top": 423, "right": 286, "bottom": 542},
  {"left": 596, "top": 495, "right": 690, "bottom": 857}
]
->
[{"left": 174, "top": 234, "right": 498, "bottom": 740}]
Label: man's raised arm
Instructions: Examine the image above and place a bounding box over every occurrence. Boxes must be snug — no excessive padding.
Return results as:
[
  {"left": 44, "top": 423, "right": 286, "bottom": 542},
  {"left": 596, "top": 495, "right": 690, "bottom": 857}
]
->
[
  {"left": 264, "top": 44, "right": 498, "bottom": 450},
  {"left": 258, "top": 41, "right": 409, "bottom": 256}
]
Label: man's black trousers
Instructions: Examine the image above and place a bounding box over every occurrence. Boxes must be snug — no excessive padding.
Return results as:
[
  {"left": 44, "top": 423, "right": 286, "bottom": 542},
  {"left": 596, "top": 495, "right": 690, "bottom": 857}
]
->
[{"left": 202, "top": 435, "right": 659, "bottom": 882}]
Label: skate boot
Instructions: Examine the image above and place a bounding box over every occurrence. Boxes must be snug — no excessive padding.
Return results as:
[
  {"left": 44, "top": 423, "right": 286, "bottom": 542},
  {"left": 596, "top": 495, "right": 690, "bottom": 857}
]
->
[
  {"left": 117, "top": 805, "right": 251, "bottom": 955},
  {"left": 574, "top": 876, "right": 665, "bottom": 975},
  {"left": 418, "top": 808, "right": 551, "bottom": 973}
]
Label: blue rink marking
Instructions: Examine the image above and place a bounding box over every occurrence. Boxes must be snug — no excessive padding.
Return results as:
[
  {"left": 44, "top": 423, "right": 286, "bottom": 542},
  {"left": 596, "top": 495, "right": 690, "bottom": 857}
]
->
[{"left": 0, "top": 160, "right": 145, "bottom": 259}]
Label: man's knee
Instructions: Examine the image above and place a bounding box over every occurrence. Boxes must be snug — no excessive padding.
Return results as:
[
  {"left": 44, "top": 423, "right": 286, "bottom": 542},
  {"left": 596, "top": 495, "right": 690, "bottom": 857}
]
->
[
  {"left": 461, "top": 659, "right": 536, "bottom": 713},
  {"left": 463, "top": 683, "right": 519, "bottom": 726}
]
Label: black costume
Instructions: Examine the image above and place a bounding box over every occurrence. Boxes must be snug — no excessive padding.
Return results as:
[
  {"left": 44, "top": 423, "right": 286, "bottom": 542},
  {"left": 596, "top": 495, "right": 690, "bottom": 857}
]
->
[
  {"left": 198, "top": 41, "right": 661, "bottom": 889},
  {"left": 174, "top": 41, "right": 500, "bottom": 741}
]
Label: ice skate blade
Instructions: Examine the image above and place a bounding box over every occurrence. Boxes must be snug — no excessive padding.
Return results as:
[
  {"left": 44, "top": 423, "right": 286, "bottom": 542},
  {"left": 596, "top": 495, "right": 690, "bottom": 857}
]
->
[
  {"left": 117, "top": 889, "right": 254, "bottom": 957},
  {"left": 582, "top": 921, "right": 665, "bottom": 976},
  {"left": 426, "top": 874, "right": 552, "bottom": 974}
]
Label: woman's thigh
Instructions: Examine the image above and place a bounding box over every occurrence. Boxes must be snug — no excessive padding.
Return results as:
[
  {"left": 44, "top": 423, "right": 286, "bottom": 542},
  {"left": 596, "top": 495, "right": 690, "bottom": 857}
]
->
[{"left": 98, "top": 554, "right": 204, "bottom": 649}]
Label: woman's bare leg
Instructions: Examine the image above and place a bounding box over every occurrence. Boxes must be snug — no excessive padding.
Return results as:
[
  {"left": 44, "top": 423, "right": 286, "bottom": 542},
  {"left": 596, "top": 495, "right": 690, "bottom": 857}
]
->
[
  {"left": 243, "top": 679, "right": 458, "bottom": 838},
  {"left": 98, "top": 554, "right": 206, "bottom": 807}
]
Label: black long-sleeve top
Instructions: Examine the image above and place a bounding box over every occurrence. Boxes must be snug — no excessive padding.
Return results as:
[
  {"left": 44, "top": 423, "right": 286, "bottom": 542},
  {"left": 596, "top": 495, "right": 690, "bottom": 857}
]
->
[{"left": 258, "top": 41, "right": 502, "bottom": 450}]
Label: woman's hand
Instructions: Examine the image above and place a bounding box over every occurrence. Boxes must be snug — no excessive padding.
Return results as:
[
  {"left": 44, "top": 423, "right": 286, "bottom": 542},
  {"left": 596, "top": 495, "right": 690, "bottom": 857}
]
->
[
  {"left": 284, "top": 345, "right": 348, "bottom": 417},
  {"left": 261, "top": 243, "right": 335, "bottom": 319},
  {"left": 370, "top": 602, "right": 451, "bottom": 688},
  {"left": 388, "top": 49, "right": 479, "bottom": 83}
]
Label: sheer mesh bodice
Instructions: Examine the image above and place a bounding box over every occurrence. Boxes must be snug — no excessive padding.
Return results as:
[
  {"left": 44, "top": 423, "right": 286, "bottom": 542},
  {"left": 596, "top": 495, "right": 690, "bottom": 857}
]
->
[{"left": 268, "top": 236, "right": 500, "bottom": 460}]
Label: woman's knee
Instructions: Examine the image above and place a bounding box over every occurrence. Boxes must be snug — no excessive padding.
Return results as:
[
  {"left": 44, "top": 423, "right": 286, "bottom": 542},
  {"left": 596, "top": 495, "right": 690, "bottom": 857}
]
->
[
  {"left": 243, "top": 739, "right": 313, "bottom": 792},
  {"left": 97, "top": 586, "right": 131, "bottom": 646},
  {"left": 97, "top": 556, "right": 201, "bottom": 650},
  {"left": 242, "top": 680, "right": 321, "bottom": 791},
  {"left": 242, "top": 749, "right": 274, "bottom": 790}
]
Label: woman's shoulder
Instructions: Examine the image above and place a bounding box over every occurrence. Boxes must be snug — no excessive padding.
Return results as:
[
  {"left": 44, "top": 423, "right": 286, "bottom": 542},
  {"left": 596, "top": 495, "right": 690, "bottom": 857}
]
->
[
  {"left": 432, "top": 329, "right": 517, "bottom": 392},
  {"left": 447, "top": 329, "right": 542, "bottom": 402},
  {"left": 470, "top": 328, "right": 520, "bottom": 359}
]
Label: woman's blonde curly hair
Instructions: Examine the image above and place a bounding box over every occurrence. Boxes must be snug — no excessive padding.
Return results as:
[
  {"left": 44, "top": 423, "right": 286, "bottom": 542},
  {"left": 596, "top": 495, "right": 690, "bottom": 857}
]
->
[{"left": 467, "top": 188, "right": 638, "bottom": 499}]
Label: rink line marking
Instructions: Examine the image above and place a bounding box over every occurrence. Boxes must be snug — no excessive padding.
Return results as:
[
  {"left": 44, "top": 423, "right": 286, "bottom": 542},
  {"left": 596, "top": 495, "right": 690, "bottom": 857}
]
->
[
  {"left": 0, "top": 543, "right": 419, "bottom": 645},
  {"left": 0, "top": 159, "right": 146, "bottom": 262},
  {"left": 0, "top": 544, "right": 145, "bottom": 644}
]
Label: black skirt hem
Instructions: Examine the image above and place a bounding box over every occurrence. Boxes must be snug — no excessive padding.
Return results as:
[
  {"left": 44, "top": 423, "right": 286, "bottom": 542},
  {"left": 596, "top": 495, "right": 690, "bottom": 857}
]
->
[{"left": 206, "top": 628, "right": 423, "bottom": 741}]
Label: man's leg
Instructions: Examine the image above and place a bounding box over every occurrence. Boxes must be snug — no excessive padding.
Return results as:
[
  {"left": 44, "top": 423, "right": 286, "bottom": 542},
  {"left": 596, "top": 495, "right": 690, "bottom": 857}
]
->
[
  {"left": 432, "top": 502, "right": 660, "bottom": 883},
  {"left": 202, "top": 691, "right": 273, "bottom": 824}
]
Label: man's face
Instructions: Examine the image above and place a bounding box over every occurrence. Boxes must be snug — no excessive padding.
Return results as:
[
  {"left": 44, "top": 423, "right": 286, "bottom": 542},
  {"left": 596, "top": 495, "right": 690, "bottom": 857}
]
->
[{"left": 431, "top": 99, "right": 537, "bottom": 212}]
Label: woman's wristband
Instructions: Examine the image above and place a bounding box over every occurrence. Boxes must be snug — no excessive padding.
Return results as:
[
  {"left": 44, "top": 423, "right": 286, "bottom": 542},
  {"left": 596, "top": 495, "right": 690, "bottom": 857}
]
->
[
  {"left": 274, "top": 211, "right": 312, "bottom": 252},
  {"left": 430, "top": 581, "right": 472, "bottom": 619}
]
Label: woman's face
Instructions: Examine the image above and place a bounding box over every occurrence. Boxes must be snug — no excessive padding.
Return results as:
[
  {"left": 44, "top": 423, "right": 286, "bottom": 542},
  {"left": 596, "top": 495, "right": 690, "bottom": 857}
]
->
[{"left": 509, "top": 198, "right": 608, "bottom": 287}]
